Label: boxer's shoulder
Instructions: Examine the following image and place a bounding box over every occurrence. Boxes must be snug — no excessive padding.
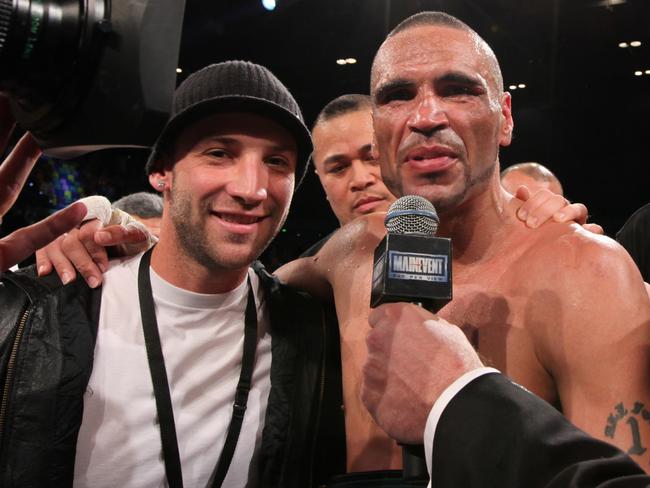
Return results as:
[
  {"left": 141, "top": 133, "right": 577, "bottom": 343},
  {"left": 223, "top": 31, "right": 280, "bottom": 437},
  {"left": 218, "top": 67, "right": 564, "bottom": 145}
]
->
[
  {"left": 516, "top": 222, "right": 638, "bottom": 294},
  {"left": 531, "top": 222, "right": 623, "bottom": 263},
  {"left": 321, "top": 213, "right": 387, "bottom": 258}
]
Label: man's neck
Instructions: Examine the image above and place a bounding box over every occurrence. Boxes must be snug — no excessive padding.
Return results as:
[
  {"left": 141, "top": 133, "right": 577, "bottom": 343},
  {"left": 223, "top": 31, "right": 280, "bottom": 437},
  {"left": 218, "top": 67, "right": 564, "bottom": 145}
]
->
[
  {"left": 437, "top": 175, "right": 521, "bottom": 265},
  {"left": 150, "top": 235, "right": 248, "bottom": 295}
]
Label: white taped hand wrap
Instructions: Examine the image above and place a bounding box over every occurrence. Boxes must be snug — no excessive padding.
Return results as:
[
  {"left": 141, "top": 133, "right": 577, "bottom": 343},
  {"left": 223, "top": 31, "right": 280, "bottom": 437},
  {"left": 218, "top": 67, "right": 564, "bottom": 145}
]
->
[
  {"left": 77, "top": 196, "right": 158, "bottom": 252},
  {"left": 80, "top": 195, "right": 113, "bottom": 225}
]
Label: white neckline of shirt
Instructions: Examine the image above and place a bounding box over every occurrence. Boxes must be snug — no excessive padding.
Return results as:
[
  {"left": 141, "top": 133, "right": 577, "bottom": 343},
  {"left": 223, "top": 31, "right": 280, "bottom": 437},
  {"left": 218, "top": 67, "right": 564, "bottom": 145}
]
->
[{"left": 149, "top": 263, "right": 251, "bottom": 310}]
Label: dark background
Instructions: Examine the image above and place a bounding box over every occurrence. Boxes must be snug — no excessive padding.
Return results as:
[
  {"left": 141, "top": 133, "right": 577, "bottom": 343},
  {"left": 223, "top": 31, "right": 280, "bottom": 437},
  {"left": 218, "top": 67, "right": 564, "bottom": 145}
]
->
[{"left": 3, "top": 0, "right": 650, "bottom": 267}]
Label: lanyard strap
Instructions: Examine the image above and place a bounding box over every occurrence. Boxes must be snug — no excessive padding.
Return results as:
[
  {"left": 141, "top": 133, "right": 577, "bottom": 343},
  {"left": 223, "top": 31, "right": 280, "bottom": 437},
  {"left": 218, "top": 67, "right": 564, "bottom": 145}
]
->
[{"left": 138, "top": 248, "right": 258, "bottom": 488}]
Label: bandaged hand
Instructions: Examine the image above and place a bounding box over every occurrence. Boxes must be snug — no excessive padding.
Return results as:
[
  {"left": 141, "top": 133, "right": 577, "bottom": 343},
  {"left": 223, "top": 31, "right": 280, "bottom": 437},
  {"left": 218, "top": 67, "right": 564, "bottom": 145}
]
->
[{"left": 35, "top": 195, "right": 157, "bottom": 287}]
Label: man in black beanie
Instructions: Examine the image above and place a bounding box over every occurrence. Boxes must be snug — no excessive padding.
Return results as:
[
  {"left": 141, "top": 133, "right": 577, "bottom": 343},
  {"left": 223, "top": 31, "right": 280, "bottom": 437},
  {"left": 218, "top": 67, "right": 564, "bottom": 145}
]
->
[{"left": 0, "top": 61, "right": 344, "bottom": 488}]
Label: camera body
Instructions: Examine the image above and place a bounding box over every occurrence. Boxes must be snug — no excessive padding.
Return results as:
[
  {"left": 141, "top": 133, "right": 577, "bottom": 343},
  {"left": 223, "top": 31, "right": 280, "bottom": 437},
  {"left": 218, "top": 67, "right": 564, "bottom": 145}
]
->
[{"left": 0, "top": 0, "right": 186, "bottom": 158}]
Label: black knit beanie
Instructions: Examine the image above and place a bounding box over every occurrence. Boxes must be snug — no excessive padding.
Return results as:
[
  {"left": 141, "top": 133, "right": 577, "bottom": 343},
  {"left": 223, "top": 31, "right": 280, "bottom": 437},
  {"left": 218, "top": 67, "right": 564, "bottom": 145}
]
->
[{"left": 146, "top": 60, "right": 312, "bottom": 187}]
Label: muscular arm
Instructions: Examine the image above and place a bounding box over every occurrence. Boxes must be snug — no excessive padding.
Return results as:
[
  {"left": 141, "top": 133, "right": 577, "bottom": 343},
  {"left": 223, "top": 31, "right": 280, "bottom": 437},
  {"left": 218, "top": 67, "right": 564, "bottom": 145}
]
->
[
  {"left": 275, "top": 255, "right": 333, "bottom": 301},
  {"left": 530, "top": 231, "right": 650, "bottom": 471},
  {"left": 277, "top": 213, "right": 397, "bottom": 470},
  {"left": 275, "top": 213, "right": 386, "bottom": 302}
]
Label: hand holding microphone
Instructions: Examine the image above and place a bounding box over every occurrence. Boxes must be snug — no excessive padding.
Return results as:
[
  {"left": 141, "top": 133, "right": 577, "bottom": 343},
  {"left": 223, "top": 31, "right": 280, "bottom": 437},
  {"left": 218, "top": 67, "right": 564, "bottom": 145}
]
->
[
  {"left": 366, "top": 195, "right": 454, "bottom": 482},
  {"left": 361, "top": 302, "right": 483, "bottom": 443}
]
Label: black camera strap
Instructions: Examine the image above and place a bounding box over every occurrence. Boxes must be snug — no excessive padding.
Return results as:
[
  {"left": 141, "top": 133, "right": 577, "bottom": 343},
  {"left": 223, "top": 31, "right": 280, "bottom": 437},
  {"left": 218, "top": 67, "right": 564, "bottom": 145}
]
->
[{"left": 138, "top": 248, "right": 258, "bottom": 488}]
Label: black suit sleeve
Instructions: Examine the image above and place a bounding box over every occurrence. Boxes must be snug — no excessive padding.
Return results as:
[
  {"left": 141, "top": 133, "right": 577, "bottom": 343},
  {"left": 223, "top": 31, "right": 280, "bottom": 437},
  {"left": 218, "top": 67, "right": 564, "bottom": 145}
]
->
[{"left": 431, "top": 373, "right": 650, "bottom": 488}]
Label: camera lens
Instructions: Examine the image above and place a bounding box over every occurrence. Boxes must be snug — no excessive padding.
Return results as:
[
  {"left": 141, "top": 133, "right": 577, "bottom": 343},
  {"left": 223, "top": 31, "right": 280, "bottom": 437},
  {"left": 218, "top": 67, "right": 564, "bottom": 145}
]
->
[{"left": 0, "top": 0, "right": 108, "bottom": 134}]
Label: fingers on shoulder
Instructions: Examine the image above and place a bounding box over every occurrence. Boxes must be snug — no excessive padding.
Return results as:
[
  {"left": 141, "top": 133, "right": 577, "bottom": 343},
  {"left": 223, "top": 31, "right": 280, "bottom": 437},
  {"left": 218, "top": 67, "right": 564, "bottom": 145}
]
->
[
  {"left": 59, "top": 231, "right": 105, "bottom": 284},
  {"left": 583, "top": 223, "right": 604, "bottom": 235},
  {"left": 41, "top": 234, "right": 77, "bottom": 284},
  {"left": 552, "top": 202, "right": 588, "bottom": 225},
  {"left": 520, "top": 192, "right": 569, "bottom": 228}
]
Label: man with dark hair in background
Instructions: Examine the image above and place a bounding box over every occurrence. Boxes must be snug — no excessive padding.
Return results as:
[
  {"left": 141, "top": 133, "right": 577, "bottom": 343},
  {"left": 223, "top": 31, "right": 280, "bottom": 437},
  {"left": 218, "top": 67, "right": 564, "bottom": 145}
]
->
[
  {"left": 311, "top": 94, "right": 395, "bottom": 226},
  {"left": 302, "top": 94, "right": 396, "bottom": 256}
]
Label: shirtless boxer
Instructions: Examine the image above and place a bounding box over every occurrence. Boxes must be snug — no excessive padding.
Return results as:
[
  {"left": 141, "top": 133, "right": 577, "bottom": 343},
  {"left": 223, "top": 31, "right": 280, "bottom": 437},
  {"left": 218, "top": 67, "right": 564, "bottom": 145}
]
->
[{"left": 279, "top": 11, "right": 650, "bottom": 473}]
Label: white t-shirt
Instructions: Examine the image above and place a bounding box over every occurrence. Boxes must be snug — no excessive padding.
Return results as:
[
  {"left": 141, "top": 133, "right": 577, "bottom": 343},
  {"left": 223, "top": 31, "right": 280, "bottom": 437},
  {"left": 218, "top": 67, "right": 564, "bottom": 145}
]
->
[{"left": 74, "top": 253, "right": 272, "bottom": 488}]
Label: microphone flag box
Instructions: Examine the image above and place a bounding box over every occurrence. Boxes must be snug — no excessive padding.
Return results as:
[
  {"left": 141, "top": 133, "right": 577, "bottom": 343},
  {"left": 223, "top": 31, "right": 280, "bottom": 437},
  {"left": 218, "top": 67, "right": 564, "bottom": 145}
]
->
[{"left": 370, "top": 233, "right": 452, "bottom": 312}]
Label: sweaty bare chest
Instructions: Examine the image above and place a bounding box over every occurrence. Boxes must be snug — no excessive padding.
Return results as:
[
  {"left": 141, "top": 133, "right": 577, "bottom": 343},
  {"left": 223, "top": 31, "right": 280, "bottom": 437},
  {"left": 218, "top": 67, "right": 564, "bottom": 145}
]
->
[
  {"left": 440, "top": 278, "right": 558, "bottom": 404},
  {"left": 441, "top": 283, "right": 512, "bottom": 358}
]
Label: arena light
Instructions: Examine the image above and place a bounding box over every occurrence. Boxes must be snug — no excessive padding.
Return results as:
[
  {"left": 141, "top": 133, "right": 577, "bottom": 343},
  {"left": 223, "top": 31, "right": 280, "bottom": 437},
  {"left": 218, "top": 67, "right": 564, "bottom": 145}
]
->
[
  {"left": 336, "top": 59, "right": 347, "bottom": 65},
  {"left": 176, "top": 68, "right": 183, "bottom": 73},
  {"left": 508, "top": 84, "right": 517, "bottom": 90},
  {"left": 634, "top": 70, "right": 643, "bottom": 76},
  {"left": 596, "top": 0, "right": 626, "bottom": 6},
  {"left": 518, "top": 83, "right": 526, "bottom": 89},
  {"left": 345, "top": 58, "right": 357, "bottom": 64},
  {"left": 262, "top": 0, "right": 276, "bottom": 11},
  {"left": 645, "top": 69, "right": 650, "bottom": 75},
  {"left": 618, "top": 42, "right": 629, "bottom": 48},
  {"left": 630, "top": 41, "right": 642, "bottom": 47}
]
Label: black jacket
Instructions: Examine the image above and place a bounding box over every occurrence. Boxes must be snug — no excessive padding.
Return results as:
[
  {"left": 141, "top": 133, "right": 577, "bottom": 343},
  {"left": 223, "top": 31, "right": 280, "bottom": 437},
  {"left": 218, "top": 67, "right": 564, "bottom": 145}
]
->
[
  {"left": 616, "top": 203, "right": 650, "bottom": 283},
  {"left": 0, "top": 262, "right": 345, "bottom": 487},
  {"left": 432, "top": 373, "right": 650, "bottom": 487}
]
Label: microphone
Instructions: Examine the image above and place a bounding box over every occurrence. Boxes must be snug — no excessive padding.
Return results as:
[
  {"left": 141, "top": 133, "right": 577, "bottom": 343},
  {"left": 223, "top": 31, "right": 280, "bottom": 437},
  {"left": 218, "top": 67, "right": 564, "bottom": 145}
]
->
[
  {"left": 369, "top": 195, "right": 453, "bottom": 483},
  {"left": 370, "top": 195, "right": 452, "bottom": 312}
]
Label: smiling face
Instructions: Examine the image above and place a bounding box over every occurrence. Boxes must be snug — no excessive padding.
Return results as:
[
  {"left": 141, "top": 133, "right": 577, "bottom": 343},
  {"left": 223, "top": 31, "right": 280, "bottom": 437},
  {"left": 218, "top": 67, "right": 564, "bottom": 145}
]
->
[
  {"left": 151, "top": 112, "right": 297, "bottom": 272},
  {"left": 312, "top": 108, "right": 396, "bottom": 225},
  {"left": 371, "top": 25, "right": 513, "bottom": 213}
]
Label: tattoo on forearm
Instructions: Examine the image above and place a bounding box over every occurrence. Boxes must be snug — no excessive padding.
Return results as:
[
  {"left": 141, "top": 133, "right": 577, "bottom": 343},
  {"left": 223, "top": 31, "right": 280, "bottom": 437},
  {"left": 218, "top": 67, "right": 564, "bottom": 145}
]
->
[{"left": 605, "top": 401, "right": 648, "bottom": 459}]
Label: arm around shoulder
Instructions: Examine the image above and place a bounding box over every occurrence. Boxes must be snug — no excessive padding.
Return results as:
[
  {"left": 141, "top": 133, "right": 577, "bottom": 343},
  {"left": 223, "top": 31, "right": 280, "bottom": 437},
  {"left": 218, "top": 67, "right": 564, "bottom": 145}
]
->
[{"left": 274, "top": 213, "right": 386, "bottom": 301}]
